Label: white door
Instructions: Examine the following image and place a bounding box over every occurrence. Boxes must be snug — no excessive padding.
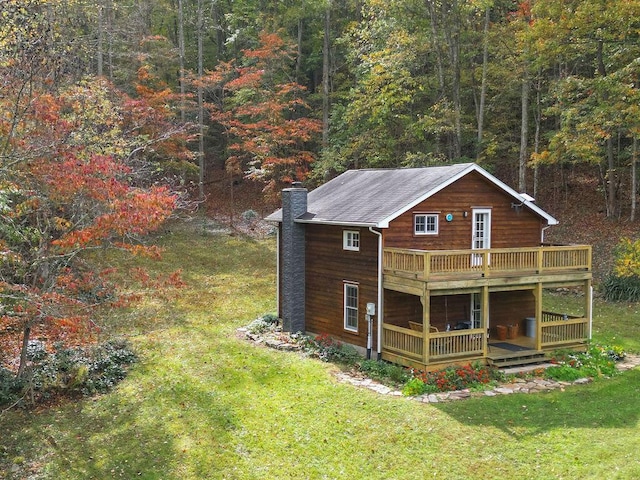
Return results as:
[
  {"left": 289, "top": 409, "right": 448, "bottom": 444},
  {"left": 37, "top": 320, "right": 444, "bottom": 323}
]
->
[{"left": 472, "top": 209, "right": 491, "bottom": 266}]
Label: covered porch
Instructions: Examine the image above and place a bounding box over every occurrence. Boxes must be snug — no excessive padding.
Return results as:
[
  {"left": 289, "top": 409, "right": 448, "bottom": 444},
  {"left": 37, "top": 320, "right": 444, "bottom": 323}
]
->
[
  {"left": 380, "top": 245, "right": 592, "bottom": 370},
  {"left": 381, "top": 311, "right": 589, "bottom": 369}
]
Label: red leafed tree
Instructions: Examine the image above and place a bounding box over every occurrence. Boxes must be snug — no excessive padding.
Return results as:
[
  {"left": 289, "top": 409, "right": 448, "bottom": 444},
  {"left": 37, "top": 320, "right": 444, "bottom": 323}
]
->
[
  {"left": 202, "top": 31, "right": 322, "bottom": 197},
  {"left": 0, "top": 72, "right": 186, "bottom": 378}
]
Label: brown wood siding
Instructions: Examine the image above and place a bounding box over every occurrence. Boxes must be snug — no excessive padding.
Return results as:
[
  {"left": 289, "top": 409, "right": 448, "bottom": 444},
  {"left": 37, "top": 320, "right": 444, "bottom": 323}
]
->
[
  {"left": 305, "top": 224, "right": 379, "bottom": 347},
  {"left": 384, "top": 290, "right": 423, "bottom": 327},
  {"left": 384, "top": 171, "right": 543, "bottom": 250},
  {"left": 489, "top": 291, "right": 535, "bottom": 337},
  {"left": 430, "top": 295, "right": 471, "bottom": 331}
]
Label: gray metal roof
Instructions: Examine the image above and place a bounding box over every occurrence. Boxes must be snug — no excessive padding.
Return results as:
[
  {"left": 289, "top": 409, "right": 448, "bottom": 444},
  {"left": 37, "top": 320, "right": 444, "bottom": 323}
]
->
[{"left": 265, "top": 163, "right": 558, "bottom": 227}]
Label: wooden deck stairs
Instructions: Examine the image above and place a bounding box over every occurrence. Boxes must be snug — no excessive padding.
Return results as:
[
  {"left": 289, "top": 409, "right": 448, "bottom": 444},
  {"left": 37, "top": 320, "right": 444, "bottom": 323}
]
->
[{"left": 487, "top": 350, "right": 548, "bottom": 368}]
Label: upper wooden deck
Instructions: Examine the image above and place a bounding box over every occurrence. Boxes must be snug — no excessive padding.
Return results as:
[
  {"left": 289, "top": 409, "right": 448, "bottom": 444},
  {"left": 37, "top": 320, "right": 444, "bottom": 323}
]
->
[{"left": 383, "top": 245, "right": 592, "bottom": 293}]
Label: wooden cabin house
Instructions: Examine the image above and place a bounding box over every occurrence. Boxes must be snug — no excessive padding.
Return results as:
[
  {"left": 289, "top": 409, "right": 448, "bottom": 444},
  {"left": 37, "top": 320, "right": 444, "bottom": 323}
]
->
[{"left": 266, "top": 163, "right": 592, "bottom": 370}]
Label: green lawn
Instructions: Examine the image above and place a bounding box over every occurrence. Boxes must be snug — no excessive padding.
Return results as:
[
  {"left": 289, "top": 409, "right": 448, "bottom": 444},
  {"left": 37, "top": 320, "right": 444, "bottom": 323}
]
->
[{"left": 1, "top": 221, "right": 639, "bottom": 479}]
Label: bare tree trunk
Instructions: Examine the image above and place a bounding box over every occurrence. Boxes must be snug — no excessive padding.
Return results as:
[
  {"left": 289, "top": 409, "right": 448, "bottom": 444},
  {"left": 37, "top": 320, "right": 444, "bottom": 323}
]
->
[
  {"left": 106, "top": 0, "right": 113, "bottom": 80},
  {"left": 476, "top": 6, "right": 489, "bottom": 161},
  {"left": 322, "top": 2, "right": 331, "bottom": 147},
  {"left": 197, "top": 0, "right": 205, "bottom": 201},
  {"left": 296, "top": 18, "right": 303, "bottom": 85},
  {"left": 596, "top": 39, "right": 616, "bottom": 218},
  {"left": 211, "top": 0, "right": 225, "bottom": 60},
  {"left": 447, "top": 0, "right": 461, "bottom": 159},
  {"left": 533, "top": 76, "right": 542, "bottom": 198},
  {"left": 519, "top": 68, "right": 529, "bottom": 192},
  {"left": 605, "top": 138, "right": 616, "bottom": 217},
  {"left": 426, "top": 0, "right": 445, "bottom": 93},
  {"left": 632, "top": 137, "right": 637, "bottom": 222},
  {"left": 17, "top": 325, "right": 31, "bottom": 379},
  {"left": 97, "top": 2, "right": 104, "bottom": 76},
  {"left": 177, "top": 0, "right": 186, "bottom": 123}
]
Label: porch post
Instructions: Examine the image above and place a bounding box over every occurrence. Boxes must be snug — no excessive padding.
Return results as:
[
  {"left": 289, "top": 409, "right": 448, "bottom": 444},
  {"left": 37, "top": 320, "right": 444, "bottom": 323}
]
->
[
  {"left": 422, "top": 286, "right": 430, "bottom": 365},
  {"left": 482, "top": 285, "right": 489, "bottom": 356},
  {"left": 585, "top": 279, "right": 593, "bottom": 340},
  {"left": 534, "top": 282, "right": 543, "bottom": 350}
]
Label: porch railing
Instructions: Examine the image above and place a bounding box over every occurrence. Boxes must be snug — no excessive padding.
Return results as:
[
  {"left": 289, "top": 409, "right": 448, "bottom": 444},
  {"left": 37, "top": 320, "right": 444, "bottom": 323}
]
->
[
  {"left": 383, "top": 245, "right": 591, "bottom": 280},
  {"left": 540, "top": 311, "right": 588, "bottom": 347},
  {"left": 382, "top": 324, "right": 486, "bottom": 363}
]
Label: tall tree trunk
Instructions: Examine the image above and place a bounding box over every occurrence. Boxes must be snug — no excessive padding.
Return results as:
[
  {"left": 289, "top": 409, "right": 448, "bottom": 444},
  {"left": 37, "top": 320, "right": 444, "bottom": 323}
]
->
[
  {"left": 533, "top": 75, "right": 542, "bottom": 198},
  {"left": 476, "top": 6, "right": 489, "bottom": 161},
  {"left": 597, "top": 39, "right": 616, "bottom": 218},
  {"left": 212, "top": 0, "right": 225, "bottom": 60},
  {"left": 296, "top": 18, "right": 303, "bottom": 85},
  {"left": 632, "top": 137, "right": 637, "bottom": 222},
  {"left": 106, "top": 0, "right": 113, "bottom": 80},
  {"left": 97, "top": 2, "right": 104, "bottom": 76},
  {"left": 17, "top": 325, "right": 31, "bottom": 379},
  {"left": 519, "top": 68, "right": 529, "bottom": 192},
  {"left": 322, "top": 2, "right": 331, "bottom": 147},
  {"left": 426, "top": 0, "right": 445, "bottom": 93},
  {"left": 447, "top": 0, "right": 461, "bottom": 159},
  {"left": 177, "top": 0, "right": 186, "bottom": 123},
  {"left": 197, "top": 0, "right": 205, "bottom": 201}
]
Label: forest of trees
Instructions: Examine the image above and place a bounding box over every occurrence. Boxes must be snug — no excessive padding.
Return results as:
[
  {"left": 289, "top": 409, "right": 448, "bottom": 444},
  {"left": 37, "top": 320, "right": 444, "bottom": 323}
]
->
[
  {"left": 3, "top": 0, "right": 639, "bottom": 214},
  {"left": 1, "top": 0, "right": 640, "bottom": 385}
]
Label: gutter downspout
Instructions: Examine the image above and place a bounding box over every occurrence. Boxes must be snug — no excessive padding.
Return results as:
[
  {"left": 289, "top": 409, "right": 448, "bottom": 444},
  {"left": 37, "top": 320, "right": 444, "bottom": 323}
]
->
[
  {"left": 369, "top": 227, "right": 383, "bottom": 360},
  {"left": 541, "top": 225, "right": 551, "bottom": 244}
]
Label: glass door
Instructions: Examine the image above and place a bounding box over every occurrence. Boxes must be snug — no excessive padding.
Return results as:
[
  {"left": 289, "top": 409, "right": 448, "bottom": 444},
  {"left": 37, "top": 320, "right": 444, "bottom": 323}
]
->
[
  {"left": 470, "top": 293, "right": 482, "bottom": 329},
  {"left": 471, "top": 208, "right": 491, "bottom": 266}
]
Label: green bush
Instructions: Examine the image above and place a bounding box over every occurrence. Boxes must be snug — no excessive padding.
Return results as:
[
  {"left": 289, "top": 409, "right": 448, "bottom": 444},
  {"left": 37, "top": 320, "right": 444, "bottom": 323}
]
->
[
  {"left": 601, "top": 274, "right": 640, "bottom": 302},
  {"left": 0, "top": 367, "right": 24, "bottom": 406},
  {"left": 402, "top": 378, "right": 429, "bottom": 396},
  {"left": 358, "top": 360, "right": 410, "bottom": 384},
  {"left": 547, "top": 344, "right": 623, "bottom": 381},
  {"left": 304, "top": 333, "right": 361, "bottom": 365},
  {"left": 246, "top": 314, "right": 280, "bottom": 334},
  {"left": 0, "top": 339, "right": 138, "bottom": 407},
  {"left": 544, "top": 364, "right": 585, "bottom": 382}
]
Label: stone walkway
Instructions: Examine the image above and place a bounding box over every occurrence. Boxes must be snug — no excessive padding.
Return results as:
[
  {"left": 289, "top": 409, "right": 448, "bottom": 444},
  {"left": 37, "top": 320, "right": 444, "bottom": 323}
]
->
[
  {"left": 336, "top": 354, "right": 640, "bottom": 403},
  {"left": 240, "top": 326, "right": 640, "bottom": 403}
]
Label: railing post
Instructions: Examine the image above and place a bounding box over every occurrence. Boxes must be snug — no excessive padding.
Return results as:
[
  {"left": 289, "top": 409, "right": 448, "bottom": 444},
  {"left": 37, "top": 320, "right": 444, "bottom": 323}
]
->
[
  {"left": 423, "top": 252, "right": 430, "bottom": 280},
  {"left": 535, "top": 282, "right": 543, "bottom": 350},
  {"left": 422, "top": 285, "right": 430, "bottom": 365},
  {"left": 537, "top": 247, "right": 544, "bottom": 273},
  {"left": 483, "top": 251, "right": 488, "bottom": 276}
]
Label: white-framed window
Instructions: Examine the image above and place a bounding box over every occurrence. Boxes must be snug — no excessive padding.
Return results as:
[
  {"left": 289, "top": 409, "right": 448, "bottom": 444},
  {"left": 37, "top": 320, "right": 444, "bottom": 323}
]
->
[
  {"left": 414, "top": 213, "right": 439, "bottom": 235},
  {"left": 344, "top": 283, "right": 359, "bottom": 332},
  {"left": 343, "top": 230, "right": 360, "bottom": 251}
]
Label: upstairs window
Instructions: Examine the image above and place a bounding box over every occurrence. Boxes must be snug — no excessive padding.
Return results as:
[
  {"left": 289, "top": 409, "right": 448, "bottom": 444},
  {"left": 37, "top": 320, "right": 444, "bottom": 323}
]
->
[
  {"left": 414, "top": 214, "right": 439, "bottom": 235},
  {"left": 343, "top": 230, "right": 360, "bottom": 251}
]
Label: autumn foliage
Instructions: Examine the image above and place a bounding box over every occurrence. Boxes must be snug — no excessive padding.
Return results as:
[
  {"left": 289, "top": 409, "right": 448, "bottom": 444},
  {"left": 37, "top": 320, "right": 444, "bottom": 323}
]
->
[
  {"left": 202, "top": 31, "right": 321, "bottom": 197},
  {"left": 0, "top": 73, "right": 186, "bottom": 377}
]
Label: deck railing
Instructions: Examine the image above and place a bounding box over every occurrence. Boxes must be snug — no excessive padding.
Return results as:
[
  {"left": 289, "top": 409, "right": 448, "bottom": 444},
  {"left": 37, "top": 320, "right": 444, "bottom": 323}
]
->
[
  {"left": 382, "top": 311, "right": 588, "bottom": 366},
  {"left": 540, "top": 311, "right": 588, "bottom": 347},
  {"left": 383, "top": 245, "right": 591, "bottom": 280},
  {"left": 382, "top": 324, "right": 486, "bottom": 363}
]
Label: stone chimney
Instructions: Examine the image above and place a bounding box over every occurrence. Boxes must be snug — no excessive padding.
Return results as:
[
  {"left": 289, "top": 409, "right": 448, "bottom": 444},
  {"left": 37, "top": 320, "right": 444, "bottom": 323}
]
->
[{"left": 281, "top": 184, "right": 307, "bottom": 332}]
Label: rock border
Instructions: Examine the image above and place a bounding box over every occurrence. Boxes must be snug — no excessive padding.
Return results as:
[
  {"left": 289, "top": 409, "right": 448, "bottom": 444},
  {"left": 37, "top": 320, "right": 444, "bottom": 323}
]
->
[{"left": 239, "top": 326, "right": 640, "bottom": 403}]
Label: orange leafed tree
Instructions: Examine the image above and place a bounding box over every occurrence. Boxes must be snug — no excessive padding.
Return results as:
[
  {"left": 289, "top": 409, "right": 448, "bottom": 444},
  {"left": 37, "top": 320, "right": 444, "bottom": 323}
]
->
[
  {"left": 202, "top": 31, "right": 322, "bottom": 198},
  {"left": 0, "top": 74, "right": 186, "bottom": 378}
]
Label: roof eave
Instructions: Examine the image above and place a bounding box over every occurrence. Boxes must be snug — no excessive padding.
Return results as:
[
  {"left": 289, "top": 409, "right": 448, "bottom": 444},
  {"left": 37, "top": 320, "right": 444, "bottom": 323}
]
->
[{"left": 294, "top": 218, "right": 381, "bottom": 228}]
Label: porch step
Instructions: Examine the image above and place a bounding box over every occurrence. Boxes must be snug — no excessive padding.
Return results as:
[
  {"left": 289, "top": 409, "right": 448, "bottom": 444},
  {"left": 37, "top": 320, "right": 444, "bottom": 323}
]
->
[{"left": 487, "top": 350, "right": 547, "bottom": 368}]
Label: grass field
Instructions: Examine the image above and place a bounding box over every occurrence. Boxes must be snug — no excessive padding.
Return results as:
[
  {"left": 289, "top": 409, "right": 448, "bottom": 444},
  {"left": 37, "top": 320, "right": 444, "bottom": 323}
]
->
[{"left": 1, "top": 220, "right": 639, "bottom": 479}]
